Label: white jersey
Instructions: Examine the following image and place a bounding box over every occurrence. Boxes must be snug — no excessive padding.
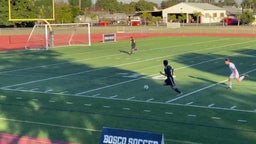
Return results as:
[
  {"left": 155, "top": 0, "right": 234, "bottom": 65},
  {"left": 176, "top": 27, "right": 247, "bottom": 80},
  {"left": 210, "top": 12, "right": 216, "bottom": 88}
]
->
[{"left": 229, "top": 62, "right": 239, "bottom": 78}]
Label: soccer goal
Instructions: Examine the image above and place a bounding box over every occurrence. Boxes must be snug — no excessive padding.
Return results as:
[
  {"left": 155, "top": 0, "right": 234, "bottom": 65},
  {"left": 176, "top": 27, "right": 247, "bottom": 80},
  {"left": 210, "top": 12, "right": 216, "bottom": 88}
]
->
[{"left": 25, "top": 23, "right": 91, "bottom": 50}]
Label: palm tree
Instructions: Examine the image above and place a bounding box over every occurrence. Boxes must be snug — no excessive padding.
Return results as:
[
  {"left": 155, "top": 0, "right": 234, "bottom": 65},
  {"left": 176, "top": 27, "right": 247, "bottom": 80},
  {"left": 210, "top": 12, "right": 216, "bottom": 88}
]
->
[{"left": 193, "top": 11, "right": 203, "bottom": 26}]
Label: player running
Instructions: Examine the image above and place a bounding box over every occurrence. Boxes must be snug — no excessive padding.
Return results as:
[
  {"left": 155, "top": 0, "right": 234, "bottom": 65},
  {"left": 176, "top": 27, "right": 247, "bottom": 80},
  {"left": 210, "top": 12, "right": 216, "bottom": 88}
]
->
[
  {"left": 160, "top": 60, "right": 182, "bottom": 94},
  {"left": 224, "top": 58, "right": 246, "bottom": 89},
  {"left": 130, "top": 37, "right": 136, "bottom": 54}
]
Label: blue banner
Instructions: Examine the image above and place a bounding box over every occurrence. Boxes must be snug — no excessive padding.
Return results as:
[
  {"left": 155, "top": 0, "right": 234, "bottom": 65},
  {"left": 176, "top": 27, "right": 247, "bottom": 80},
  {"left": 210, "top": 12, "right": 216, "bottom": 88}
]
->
[
  {"left": 100, "top": 127, "right": 164, "bottom": 144},
  {"left": 103, "top": 33, "right": 116, "bottom": 42}
]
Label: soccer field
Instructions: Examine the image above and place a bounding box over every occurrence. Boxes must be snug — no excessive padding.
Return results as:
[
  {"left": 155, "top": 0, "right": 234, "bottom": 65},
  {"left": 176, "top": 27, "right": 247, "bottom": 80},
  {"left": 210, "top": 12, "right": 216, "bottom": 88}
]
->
[{"left": 0, "top": 36, "right": 256, "bottom": 144}]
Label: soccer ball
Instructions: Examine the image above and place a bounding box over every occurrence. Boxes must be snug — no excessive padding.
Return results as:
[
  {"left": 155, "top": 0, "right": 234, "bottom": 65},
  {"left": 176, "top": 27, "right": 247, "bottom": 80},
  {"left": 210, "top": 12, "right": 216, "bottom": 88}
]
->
[{"left": 144, "top": 85, "right": 149, "bottom": 90}]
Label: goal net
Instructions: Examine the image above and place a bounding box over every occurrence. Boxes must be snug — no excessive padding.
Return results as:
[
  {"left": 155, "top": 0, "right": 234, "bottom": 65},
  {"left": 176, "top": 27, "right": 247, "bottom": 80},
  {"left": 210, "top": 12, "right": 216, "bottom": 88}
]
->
[{"left": 25, "top": 23, "right": 91, "bottom": 50}]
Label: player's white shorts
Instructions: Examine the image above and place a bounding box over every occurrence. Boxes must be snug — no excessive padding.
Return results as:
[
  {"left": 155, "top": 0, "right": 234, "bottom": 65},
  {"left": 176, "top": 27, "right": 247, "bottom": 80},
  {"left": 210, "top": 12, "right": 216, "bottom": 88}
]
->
[{"left": 229, "top": 72, "right": 239, "bottom": 79}]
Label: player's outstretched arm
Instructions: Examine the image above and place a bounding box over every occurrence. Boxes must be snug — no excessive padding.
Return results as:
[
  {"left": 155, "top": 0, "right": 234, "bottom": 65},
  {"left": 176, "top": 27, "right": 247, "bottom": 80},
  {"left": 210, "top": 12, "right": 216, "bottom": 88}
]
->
[{"left": 160, "top": 71, "right": 166, "bottom": 76}]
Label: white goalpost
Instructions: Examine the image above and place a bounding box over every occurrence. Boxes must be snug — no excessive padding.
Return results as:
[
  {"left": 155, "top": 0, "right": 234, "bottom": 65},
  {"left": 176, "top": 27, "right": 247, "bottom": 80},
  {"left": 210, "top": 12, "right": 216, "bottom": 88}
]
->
[{"left": 25, "top": 23, "right": 91, "bottom": 50}]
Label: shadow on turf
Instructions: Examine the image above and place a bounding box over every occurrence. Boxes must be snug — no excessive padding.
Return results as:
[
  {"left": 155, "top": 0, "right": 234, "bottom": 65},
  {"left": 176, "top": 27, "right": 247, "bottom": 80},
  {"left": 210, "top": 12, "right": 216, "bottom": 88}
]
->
[
  {"left": 189, "top": 75, "right": 227, "bottom": 88},
  {"left": 119, "top": 50, "right": 130, "bottom": 55}
]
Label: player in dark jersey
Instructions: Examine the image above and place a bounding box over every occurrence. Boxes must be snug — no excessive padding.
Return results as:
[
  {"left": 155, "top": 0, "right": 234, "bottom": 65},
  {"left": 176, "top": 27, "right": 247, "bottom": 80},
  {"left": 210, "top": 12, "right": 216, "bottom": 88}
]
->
[
  {"left": 160, "top": 60, "right": 182, "bottom": 94},
  {"left": 130, "top": 37, "right": 136, "bottom": 54}
]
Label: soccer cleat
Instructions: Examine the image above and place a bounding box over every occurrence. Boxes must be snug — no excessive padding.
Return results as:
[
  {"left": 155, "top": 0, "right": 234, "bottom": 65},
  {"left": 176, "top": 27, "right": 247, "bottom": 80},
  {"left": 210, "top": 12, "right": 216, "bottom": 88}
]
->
[
  {"left": 242, "top": 73, "right": 249, "bottom": 77},
  {"left": 227, "top": 86, "right": 232, "bottom": 89},
  {"left": 178, "top": 91, "right": 183, "bottom": 95}
]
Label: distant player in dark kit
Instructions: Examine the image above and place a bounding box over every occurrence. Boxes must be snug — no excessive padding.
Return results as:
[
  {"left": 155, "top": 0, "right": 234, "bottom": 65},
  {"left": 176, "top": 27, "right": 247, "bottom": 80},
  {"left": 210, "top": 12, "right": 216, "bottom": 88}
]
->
[
  {"left": 160, "top": 60, "right": 182, "bottom": 94},
  {"left": 130, "top": 37, "right": 136, "bottom": 54},
  {"left": 224, "top": 58, "right": 246, "bottom": 89}
]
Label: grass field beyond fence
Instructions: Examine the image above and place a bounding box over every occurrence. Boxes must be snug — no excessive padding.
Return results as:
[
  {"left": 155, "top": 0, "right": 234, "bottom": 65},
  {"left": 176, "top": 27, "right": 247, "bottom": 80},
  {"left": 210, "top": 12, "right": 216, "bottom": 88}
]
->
[{"left": 0, "top": 36, "right": 256, "bottom": 144}]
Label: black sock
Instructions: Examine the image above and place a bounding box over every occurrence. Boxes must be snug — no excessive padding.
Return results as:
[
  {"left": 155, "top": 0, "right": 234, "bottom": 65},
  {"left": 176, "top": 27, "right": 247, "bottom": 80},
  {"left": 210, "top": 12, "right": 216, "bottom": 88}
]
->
[{"left": 174, "top": 88, "right": 181, "bottom": 94}]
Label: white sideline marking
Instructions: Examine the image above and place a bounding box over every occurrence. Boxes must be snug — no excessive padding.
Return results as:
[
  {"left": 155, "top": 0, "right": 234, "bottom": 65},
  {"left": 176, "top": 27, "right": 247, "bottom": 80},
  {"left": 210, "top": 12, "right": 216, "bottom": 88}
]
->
[
  {"left": 208, "top": 104, "right": 215, "bottom": 107},
  {"left": 165, "top": 112, "right": 173, "bottom": 115},
  {"left": 146, "top": 98, "right": 154, "bottom": 102},
  {"left": 0, "top": 95, "right": 6, "bottom": 98},
  {"left": 187, "top": 114, "right": 196, "bottom": 117},
  {"left": 90, "top": 93, "right": 101, "bottom": 97},
  {"left": 3, "top": 87, "right": 256, "bottom": 114},
  {"left": 127, "top": 97, "right": 135, "bottom": 100},
  {"left": 0, "top": 117, "right": 101, "bottom": 132},
  {"left": 186, "top": 102, "right": 194, "bottom": 105},
  {"left": 230, "top": 106, "right": 237, "bottom": 109},
  {"left": 30, "top": 88, "right": 39, "bottom": 91},
  {"left": 144, "top": 110, "right": 151, "bottom": 112},
  {"left": 237, "top": 120, "right": 247, "bottom": 123},
  {"left": 45, "top": 89, "right": 53, "bottom": 93},
  {"left": 123, "top": 107, "right": 130, "bottom": 110},
  {"left": 84, "top": 104, "right": 92, "bottom": 107},
  {"left": 110, "top": 95, "right": 118, "bottom": 98},
  {"left": 66, "top": 102, "right": 73, "bottom": 105},
  {"left": 211, "top": 117, "right": 221, "bottom": 120},
  {"left": 58, "top": 91, "right": 68, "bottom": 94},
  {"left": 103, "top": 105, "right": 110, "bottom": 108},
  {"left": 166, "top": 79, "right": 227, "bottom": 103}
]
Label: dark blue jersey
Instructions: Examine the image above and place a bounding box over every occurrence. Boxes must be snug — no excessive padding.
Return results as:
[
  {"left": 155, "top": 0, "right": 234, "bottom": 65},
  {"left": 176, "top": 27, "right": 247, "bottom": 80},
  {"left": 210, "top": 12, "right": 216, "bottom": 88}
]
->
[{"left": 164, "top": 65, "right": 173, "bottom": 78}]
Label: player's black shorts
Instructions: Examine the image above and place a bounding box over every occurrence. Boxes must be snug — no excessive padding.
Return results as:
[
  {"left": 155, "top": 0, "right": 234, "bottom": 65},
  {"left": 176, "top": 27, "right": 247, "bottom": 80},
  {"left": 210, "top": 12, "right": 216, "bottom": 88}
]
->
[
  {"left": 165, "top": 77, "right": 175, "bottom": 87},
  {"left": 131, "top": 44, "right": 136, "bottom": 49}
]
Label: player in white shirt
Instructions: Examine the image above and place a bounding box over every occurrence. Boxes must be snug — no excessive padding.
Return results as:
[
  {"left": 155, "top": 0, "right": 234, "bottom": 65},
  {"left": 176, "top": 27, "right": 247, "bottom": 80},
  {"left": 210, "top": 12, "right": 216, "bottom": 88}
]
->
[{"left": 224, "top": 58, "right": 245, "bottom": 89}]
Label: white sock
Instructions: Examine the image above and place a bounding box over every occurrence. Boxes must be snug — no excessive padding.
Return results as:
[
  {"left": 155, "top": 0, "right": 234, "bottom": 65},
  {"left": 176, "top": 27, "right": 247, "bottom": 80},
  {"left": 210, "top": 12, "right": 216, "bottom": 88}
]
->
[
  {"left": 239, "top": 76, "right": 245, "bottom": 81},
  {"left": 228, "top": 81, "right": 232, "bottom": 88}
]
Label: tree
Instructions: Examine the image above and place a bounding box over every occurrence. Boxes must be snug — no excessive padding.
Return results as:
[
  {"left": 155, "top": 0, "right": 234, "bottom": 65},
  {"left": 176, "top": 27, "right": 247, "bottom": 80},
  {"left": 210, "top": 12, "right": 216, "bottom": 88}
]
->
[
  {"left": 168, "top": 15, "right": 177, "bottom": 22},
  {"left": 140, "top": 12, "right": 152, "bottom": 25},
  {"left": 160, "top": 0, "right": 176, "bottom": 9},
  {"left": 34, "top": 0, "right": 54, "bottom": 19},
  {"left": 240, "top": 10, "right": 255, "bottom": 24},
  {"left": 55, "top": 3, "right": 80, "bottom": 23},
  {"left": 193, "top": 11, "right": 203, "bottom": 25},
  {"left": 151, "top": 16, "right": 162, "bottom": 26},
  {"left": 69, "top": 0, "right": 92, "bottom": 10},
  {"left": 0, "top": 0, "right": 13, "bottom": 26},
  {"left": 95, "top": 0, "right": 119, "bottom": 13},
  {"left": 10, "top": 0, "right": 37, "bottom": 19},
  {"left": 178, "top": 13, "right": 186, "bottom": 26},
  {"left": 135, "top": 0, "right": 157, "bottom": 11}
]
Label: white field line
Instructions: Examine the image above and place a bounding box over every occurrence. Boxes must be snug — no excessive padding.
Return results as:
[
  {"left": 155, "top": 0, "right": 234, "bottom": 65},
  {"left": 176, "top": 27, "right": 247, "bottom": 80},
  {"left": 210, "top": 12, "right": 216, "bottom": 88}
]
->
[
  {"left": 0, "top": 117, "right": 101, "bottom": 132},
  {"left": 165, "top": 138, "right": 203, "bottom": 144},
  {"left": 0, "top": 38, "right": 227, "bottom": 74},
  {"left": 166, "top": 66, "right": 256, "bottom": 103},
  {"left": 1, "top": 39, "right": 254, "bottom": 89},
  {"left": 208, "top": 104, "right": 215, "bottom": 107},
  {"left": 74, "top": 56, "right": 227, "bottom": 95},
  {"left": 2, "top": 86, "right": 256, "bottom": 114},
  {"left": 166, "top": 79, "right": 228, "bottom": 103}
]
